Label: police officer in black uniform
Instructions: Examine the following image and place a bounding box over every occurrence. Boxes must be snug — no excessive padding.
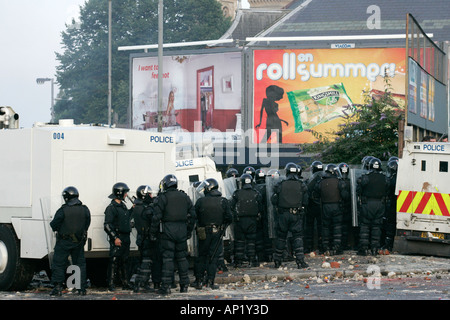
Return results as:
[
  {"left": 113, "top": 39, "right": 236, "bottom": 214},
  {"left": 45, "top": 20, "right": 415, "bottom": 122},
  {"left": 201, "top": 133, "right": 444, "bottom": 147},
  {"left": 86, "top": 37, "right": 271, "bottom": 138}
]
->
[
  {"left": 230, "top": 173, "right": 263, "bottom": 267},
  {"left": 226, "top": 168, "right": 239, "bottom": 178},
  {"left": 150, "top": 174, "right": 195, "bottom": 295},
  {"left": 193, "top": 178, "right": 232, "bottom": 289},
  {"left": 131, "top": 185, "right": 155, "bottom": 293},
  {"left": 49, "top": 186, "right": 91, "bottom": 296},
  {"left": 338, "top": 163, "right": 353, "bottom": 250},
  {"left": 104, "top": 182, "right": 133, "bottom": 291},
  {"left": 382, "top": 158, "right": 398, "bottom": 253},
  {"left": 272, "top": 162, "right": 309, "bottom": 269},
  {"left": 357, "top": 158, "right": 388, "bottom": 256},
  {"left": 304, "top": 161, "right": 324, "bottom": 253},
  {"left": 254, "top": 168, "right": 272, "bottom": 262},
  {"left": 315, "top": 164, "right": 348, "bottom": 255}
]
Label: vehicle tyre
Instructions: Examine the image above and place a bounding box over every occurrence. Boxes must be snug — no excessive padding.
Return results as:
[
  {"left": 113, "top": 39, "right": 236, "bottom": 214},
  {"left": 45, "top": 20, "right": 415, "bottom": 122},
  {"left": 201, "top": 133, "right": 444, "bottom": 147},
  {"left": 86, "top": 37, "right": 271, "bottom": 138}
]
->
[{"left": 0, "top": 224, "right": 36, "bottom": 291}]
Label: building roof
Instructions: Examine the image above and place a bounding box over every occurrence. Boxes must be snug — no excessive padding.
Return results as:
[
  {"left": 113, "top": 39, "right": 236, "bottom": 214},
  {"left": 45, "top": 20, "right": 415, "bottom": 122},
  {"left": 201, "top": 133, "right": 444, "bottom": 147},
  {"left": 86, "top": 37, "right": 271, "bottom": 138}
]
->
[
  {"left": 218, "top": 8, "right": 290, "bottom": 43},
  {"left": 248, "top": 0, "right": 450, "bottom": 48}
]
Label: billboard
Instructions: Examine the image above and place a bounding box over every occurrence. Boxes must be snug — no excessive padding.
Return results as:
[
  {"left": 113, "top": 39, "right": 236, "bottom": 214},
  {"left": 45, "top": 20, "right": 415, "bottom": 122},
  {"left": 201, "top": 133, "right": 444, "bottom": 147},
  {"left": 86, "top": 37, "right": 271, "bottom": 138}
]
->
[
  {"left": 253, "top": 48, "right": 406, "bottom": 144},
  {"left": 407, "top": 57, "right": 447, "bottom": 133},
  {"left": 131, "top": 50, "right": 242, "bottom": 136}
]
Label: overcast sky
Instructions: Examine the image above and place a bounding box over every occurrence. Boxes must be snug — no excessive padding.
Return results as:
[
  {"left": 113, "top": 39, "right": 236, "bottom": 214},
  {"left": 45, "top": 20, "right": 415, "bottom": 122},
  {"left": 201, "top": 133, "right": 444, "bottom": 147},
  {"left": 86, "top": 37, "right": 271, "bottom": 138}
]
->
[{"left": 0, "top": 0, "right": 249, "bottom": 128}]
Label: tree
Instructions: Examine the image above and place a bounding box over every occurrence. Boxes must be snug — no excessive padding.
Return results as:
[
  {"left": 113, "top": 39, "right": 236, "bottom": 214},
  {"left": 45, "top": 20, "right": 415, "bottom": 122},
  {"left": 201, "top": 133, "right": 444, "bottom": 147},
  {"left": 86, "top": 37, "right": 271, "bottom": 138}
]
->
[
  {"left": 300, "top": 77, "right": 404, "bottom": 165},
  {"left": 54, "top": 0, "right": 231, "bottom": 126}
]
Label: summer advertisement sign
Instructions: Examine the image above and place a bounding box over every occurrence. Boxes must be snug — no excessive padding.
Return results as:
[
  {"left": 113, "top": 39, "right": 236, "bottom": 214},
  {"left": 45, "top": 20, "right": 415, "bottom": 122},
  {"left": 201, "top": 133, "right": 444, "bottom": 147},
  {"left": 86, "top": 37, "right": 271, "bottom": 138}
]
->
[{"left": 253, "top": 48, "right": 406, "bottom": 144}]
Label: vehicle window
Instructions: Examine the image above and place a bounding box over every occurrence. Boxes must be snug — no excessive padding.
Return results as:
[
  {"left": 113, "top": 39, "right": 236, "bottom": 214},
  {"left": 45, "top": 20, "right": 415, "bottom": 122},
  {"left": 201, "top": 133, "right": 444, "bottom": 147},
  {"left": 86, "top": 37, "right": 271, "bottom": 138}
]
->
[
  {"left": 439, "top": 161, "right": 448, "bottom": 172},
  {"left": 421, "top": 160, "right": 426, "bottom": 171}
]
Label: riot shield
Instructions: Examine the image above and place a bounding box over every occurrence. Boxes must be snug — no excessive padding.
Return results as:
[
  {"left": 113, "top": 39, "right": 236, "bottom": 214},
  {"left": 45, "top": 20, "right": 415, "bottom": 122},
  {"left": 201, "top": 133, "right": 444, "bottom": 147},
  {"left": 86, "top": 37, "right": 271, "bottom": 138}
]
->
[
  {"left": 265, "top": 174, "right": 285, "bottom": 238},
  {"left": 350, "top": 168, "right": 369, "bottom": 227},
  {"left": 222, "top": 177, "right": 237, "bottom": 200}
]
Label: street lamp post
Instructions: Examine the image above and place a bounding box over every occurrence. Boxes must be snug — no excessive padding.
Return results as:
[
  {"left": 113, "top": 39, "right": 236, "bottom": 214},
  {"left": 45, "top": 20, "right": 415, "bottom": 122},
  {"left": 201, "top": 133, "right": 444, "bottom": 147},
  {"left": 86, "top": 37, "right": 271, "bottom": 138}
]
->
[
  {"left": 157, "top": 0, "right": 163, "bottom": 133},
  {"left": 36, "top": 77, "right": 55, "bottom": 123}
]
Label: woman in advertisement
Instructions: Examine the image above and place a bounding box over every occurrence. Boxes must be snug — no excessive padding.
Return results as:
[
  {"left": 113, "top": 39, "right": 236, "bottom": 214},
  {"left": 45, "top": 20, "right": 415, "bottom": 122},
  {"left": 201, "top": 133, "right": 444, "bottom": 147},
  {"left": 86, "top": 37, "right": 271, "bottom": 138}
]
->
[{"left": 255, "top": 85, "right": 289, "bottom": 143}]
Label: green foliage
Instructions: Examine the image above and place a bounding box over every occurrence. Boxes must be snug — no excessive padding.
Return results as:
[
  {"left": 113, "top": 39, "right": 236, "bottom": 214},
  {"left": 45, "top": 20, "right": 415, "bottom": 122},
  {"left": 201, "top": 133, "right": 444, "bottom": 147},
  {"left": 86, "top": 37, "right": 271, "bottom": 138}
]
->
[
  {"left": 300, "top": 77, "right": 404, "bottom": 165},
  {"left": 54, "top": 0, "right": 231, "bottom": 125}
]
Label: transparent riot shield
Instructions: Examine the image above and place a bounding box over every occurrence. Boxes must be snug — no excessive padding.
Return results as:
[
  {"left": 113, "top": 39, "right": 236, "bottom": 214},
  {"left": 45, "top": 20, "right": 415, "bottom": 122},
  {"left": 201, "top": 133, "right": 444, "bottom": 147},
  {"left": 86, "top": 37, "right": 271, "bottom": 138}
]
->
[
  {"left": 265, "top": 174, "right": 284, "bottom": 239},
  {"left": 222, "top": 177, "right": 237, "bottom": 200},
  {"left": 350, "top": 168, "right": 369, "bottom": 227}
]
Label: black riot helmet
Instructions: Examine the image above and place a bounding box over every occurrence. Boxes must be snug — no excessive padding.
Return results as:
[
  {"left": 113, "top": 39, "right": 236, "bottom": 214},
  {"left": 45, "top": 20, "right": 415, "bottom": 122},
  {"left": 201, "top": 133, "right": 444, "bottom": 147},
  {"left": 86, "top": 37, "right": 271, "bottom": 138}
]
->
[
  {"left": 110, "top": 182, "right": 130, "bottom": 200},
  {"left": 362, "top": 156, "right": 375, "bottom": 170},
  {"left": 267, "top": 169, "right": 280, "bottom": 178},
  {"left": 240, "top": 173, "right": 253, "bottom": 189},
  {"left": 136, "top": 185, "right": 152, "bottom": 202},
  {"left": 387, "top": 159, "right": 398, "bottom": 175},
  {"left": 388, "top": 156, "right": 399, "bottom": 163},
  {"left": 162, "top": 174, "right": 178, "bottom": 190},
  {"left": 197, "top": 178, "right": 219, "bottom": 195},
  {"left": 311, "top": 161, "right": 323, "bottom": 174},
  {"left": 255, "top": 168, "right": 266, "bottom": 183},
  {"left": 226, "top": 168, "right": 239, "bottom": 178},
  {"left": 243, "top": 166, "right": 256, "bottom": 179},
  {"left": 285, "top": 162, "right": 299, "bottom": 179},
  {"left": 62, "top": 186, "right": 79, "bottom": 204},
  {"left": 369, "top": 158, "right": 382, "bottom": 171},
  {"left": 325, "top": 163, "right": 339, "bottom": 176},
  {"left": 338, "top": 163, "right": 350, "bottom": 179}
]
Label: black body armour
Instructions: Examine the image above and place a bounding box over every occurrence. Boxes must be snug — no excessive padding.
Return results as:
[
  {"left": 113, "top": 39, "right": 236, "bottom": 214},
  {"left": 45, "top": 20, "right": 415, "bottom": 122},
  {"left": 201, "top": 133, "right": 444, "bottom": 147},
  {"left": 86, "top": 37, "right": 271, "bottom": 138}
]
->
[
  {"left": 197, "top": 196, "right": 224, "bottom": 226},
  {"left": 362, "top": 173, "right": 386, "bottom": 199},
  {"left": 59, "top": 205, "right": 87, "bottom": 237},
  {"left": 278, "top": 180, "right": 303, "bottom": 209},
  {"left": 133, "top": 203, "right": 150, "bottom": 233},
  {"left": 235, "top": 189, "right": 259, "bottom": 217},
  {"left": 320, "top": 177, "right": 342, "bottom": 203},
  {"left": 162, "top": 190, "right": 189, "bottom": 222}
]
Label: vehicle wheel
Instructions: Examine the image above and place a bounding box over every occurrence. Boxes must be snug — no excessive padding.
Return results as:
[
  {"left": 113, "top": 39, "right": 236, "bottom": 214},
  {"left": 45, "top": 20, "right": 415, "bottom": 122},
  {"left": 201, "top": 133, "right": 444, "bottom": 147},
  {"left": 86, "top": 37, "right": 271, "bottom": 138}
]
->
[{"left": 0, "top": 224, "right": 36, "bottom": 291}]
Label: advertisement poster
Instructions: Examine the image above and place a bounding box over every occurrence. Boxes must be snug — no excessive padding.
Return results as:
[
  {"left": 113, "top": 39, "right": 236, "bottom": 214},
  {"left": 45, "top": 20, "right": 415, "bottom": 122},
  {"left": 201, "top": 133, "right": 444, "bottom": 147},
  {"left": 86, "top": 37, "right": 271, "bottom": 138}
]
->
[
  {"left": 253, "top": 48, "right": 406, "bottom": 144},
  {"left": 132, "top": 51, "right": 242, "bottom": 136}
]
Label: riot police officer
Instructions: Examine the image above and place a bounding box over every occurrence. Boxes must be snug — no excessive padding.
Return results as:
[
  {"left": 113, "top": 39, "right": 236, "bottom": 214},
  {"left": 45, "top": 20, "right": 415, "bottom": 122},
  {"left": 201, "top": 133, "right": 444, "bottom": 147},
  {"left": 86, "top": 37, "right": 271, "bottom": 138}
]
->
[
  {"left": 382, "top": 158, "right": 398, "bottom": 253},
  {"left": 243, "top": 166, "right": 256, "bottom": 180},
  {"left": 226, "top": 168, "right": 239, "bottom": 178},
  {"left": 193, "top": 178, "right": 232, "bottom": 289},
  {"left": 131, "top": 185, "right": 155, "bottom": 293},
  {"left": 304, "top": 161, "right": 324, "bottom": 253},
  {"left": 272, "top": 163, "right": 309, "bottom": 269},
  {"left": 338, "top": 162, "right": 353, "bottom": 250},
  {"left": 104, "top": 182, "right": 133, "bottom": 291},
  {"left": 150, "top": 174, "right": 195, "bottom": 295},
  {"left": 356, "top": 158, "right": 388, "bottom": 256},
  {"left": 230, "top": 173, "right": 263, "bottom": 267},
  {"left": 49, "top": 186, "right": 91, "bottom": 296},
  {"left": 315, "top": 164, "right": 348, "bottom": 255},
  {"left": 254, "top": 168, "right": 272, "bottom": 262}
]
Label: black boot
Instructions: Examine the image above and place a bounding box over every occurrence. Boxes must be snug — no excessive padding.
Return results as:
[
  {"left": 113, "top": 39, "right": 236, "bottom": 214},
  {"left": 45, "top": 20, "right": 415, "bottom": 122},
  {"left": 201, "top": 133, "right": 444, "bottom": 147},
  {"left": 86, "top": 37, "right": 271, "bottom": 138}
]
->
[
  {"left": 207, "top": 279, "right": 219, "bottom": 290},
  {"left": 157, "top": 284, "right": 171, "bottom": 295},
  {"left": 192, "top": 277, "right": 203, "bottom": 290},
  {"left": 296, "top": 258, "right": 309, "bottom": 269},
  {"left": 180, "top": 285, "right": 188, "bottom": 293},
  {"left": 50, "top": 284, "right": 63, "bottom": 296}
]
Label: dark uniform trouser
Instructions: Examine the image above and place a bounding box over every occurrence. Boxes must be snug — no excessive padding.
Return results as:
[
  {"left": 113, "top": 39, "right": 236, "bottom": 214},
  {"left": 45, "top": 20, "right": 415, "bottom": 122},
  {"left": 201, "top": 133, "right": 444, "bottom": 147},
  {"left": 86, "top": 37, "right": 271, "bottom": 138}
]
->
[
  {"left": 273, "top": 210, "right": 304, "bottom": 262},
  {"left": 233, "top": 216, "right": 257, "bottom": 264},
  {"left": 136, "top": 236, "right": 155, "bottom": 286},
  {"left": 382, "top": 198, "right": 397, "bottom": 250},
  {"left": 159, "top": 222, "right": 190, "bottom": 289},
  {"left": 321, "top": 202, "right": 343, "bottom": 251},
  {"left": 152, "top": 239, "right": 162, "bottom": 285},
  {"left": 107, "top": 234, "right": 131, "bottom": 286},
  {"left": 195, "top": 228, "right": 223, "bottom": 282},
  {"left": 304, "top": 202, "right": 322, "bottom": 252},
  {"left": 341, "top": 204, "right": 352, "bottom": 249},
  {"left": 359, "top": 199, "right": 385, "bottom": 251},
  {"left": 51, "top": 238, "right": 87, "bottom": 290}
]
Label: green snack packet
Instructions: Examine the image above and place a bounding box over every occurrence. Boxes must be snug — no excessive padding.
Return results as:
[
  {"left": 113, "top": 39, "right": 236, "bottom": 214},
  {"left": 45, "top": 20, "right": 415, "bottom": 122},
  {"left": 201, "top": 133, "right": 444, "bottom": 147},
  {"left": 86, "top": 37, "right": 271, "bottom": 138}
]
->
[{"left": 287, "top": 83, "right": 353, "bottom": 133}]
